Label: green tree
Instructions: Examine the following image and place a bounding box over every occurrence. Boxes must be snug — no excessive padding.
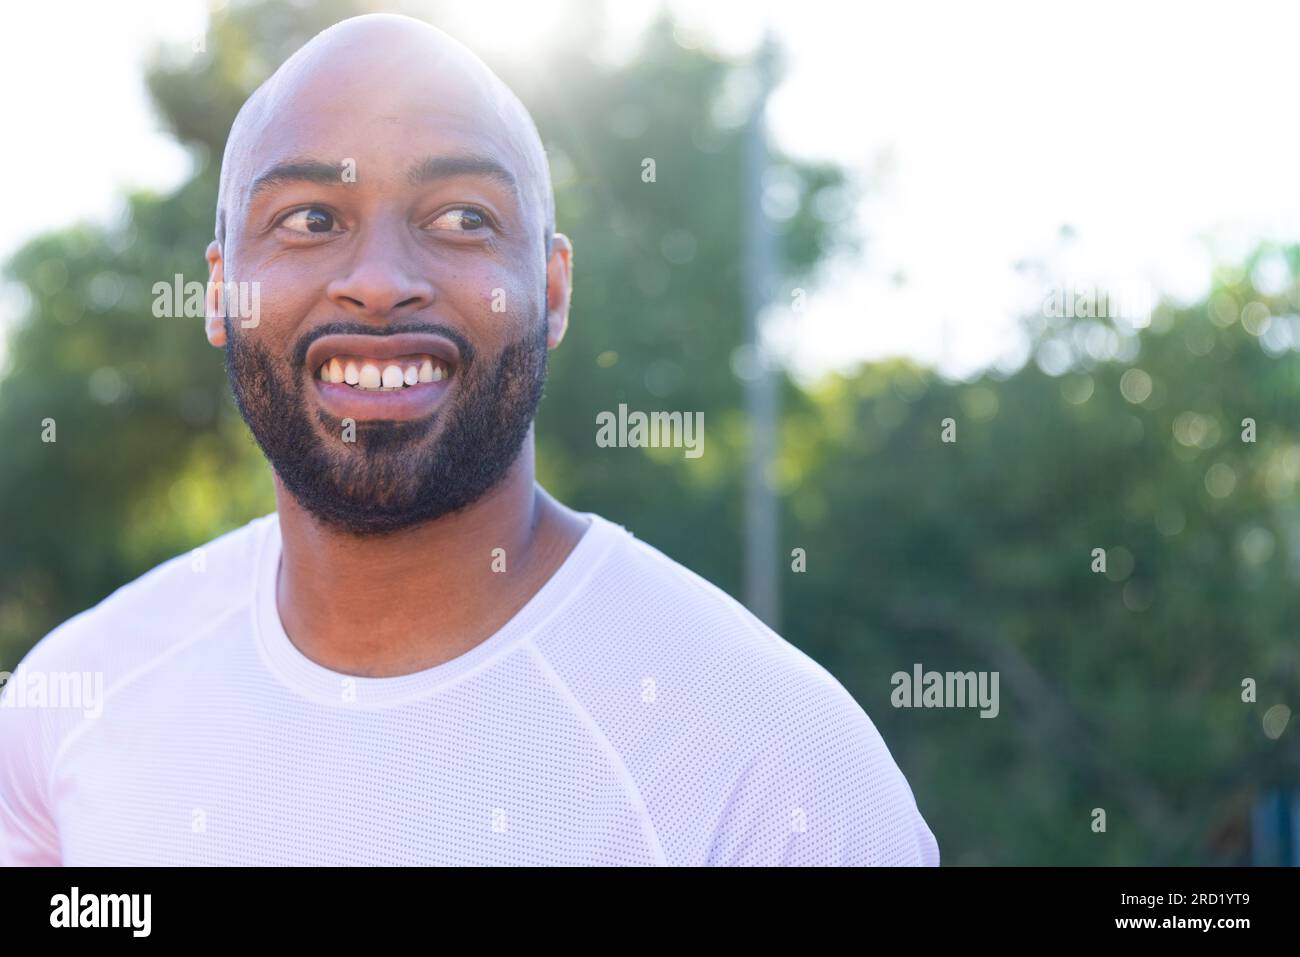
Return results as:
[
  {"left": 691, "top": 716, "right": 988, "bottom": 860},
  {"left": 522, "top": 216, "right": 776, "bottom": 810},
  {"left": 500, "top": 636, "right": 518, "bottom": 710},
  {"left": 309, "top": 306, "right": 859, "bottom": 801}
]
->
[{"left": 783, "top": 253, "right": 1300, "bottom": 863}]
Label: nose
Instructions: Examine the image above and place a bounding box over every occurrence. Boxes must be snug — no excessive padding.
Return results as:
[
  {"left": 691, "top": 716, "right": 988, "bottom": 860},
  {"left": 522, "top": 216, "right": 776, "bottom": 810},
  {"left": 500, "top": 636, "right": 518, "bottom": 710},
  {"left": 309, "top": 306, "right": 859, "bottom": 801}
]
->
[{"left": 326, "top": 219, "right": 435, "bottom": 320}]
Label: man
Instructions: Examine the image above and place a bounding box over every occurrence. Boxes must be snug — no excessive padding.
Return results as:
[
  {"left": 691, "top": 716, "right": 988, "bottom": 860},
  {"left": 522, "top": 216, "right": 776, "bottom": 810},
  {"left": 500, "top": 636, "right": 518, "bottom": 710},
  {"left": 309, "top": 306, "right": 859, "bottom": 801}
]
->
[{"left": 0, "top": 14, "right": 938, "bottom": 866}]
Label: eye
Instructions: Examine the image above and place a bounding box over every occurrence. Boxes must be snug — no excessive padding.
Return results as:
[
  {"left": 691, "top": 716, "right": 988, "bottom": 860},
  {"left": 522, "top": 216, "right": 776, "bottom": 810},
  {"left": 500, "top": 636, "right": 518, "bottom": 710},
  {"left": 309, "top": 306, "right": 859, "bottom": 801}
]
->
[
  {"left": 425, "top": 207, "right": 491, "bottom": 232},
  {"left": 279, "top": 207, "right": 339, "bottom": 234}
]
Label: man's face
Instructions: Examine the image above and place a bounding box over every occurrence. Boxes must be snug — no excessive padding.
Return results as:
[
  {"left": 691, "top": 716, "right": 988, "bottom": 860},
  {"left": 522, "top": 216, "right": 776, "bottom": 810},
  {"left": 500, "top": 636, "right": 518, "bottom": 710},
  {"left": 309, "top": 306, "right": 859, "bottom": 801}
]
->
[{"left": 209, "top": 35, "right": 561, "bottom": 535}]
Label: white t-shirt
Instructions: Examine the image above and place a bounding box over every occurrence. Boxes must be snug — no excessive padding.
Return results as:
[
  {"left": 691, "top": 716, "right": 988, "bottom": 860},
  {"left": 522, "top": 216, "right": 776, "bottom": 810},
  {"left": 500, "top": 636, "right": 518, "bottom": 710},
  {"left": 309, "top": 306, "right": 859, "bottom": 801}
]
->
[{"left": 0, "top": 510, "right": 939, "bottom": 866}]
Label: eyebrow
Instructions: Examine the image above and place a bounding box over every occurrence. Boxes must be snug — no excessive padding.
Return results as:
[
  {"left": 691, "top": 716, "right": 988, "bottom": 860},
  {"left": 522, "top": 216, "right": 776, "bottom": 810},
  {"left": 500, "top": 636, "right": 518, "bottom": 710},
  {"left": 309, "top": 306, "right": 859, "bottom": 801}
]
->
[
  {"left": 248, "top": 159, "right": 347, "bottom": 200},
  {"left": 406, "top": 154, "right": 519, "bottom": 196}
]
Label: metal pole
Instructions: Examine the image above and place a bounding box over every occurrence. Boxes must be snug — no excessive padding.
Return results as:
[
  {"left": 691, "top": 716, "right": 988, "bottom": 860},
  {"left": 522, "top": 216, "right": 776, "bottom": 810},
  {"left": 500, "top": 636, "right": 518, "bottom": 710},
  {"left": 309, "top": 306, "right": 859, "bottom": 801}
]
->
[{"left": 742, "top": 33, "right": 780, "bottom": 629}]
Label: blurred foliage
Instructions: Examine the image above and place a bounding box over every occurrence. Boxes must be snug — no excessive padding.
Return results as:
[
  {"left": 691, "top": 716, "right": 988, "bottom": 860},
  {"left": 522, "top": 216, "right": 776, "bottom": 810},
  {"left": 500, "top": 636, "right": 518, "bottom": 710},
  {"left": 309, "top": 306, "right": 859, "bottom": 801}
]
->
[{"left": 1, "top": 0, "right": 1297, "bottom": 864}]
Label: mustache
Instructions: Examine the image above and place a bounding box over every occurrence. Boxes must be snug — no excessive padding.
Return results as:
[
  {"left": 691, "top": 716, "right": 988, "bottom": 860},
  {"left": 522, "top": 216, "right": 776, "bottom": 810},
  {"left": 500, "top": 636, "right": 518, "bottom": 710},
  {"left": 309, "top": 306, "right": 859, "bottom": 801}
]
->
[{"left": 287, "top": 320, "right": 477, "bottom": 371}]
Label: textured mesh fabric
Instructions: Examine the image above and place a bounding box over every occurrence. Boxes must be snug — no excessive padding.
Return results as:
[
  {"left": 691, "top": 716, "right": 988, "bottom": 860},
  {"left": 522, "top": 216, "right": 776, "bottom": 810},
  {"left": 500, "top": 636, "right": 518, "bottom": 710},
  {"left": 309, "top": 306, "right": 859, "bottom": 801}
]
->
[{"left": 0, "top": 510, "right": 938, "bottom": 866}]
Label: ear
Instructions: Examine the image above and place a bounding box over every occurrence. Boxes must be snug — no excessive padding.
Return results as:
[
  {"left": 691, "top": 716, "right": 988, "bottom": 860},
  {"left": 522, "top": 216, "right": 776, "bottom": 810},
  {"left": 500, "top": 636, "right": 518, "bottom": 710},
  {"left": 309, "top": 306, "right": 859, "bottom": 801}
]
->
[
  {"left": 544, "top": 232, "right": 573, "bottom": 349},
  {"left": 204, "top": 239, "right": 226, "bottom": 347}
]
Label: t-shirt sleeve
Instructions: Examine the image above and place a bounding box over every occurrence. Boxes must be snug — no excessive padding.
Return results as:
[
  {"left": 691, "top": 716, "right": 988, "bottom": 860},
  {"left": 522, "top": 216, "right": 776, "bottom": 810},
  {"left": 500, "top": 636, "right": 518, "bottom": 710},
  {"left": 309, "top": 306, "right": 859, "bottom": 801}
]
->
[
  {"left": 0, "top": 664, "right": 64, "bottom": 866},
  {"left": 703, "top": 685, "right": 939, "bottom": 867}
]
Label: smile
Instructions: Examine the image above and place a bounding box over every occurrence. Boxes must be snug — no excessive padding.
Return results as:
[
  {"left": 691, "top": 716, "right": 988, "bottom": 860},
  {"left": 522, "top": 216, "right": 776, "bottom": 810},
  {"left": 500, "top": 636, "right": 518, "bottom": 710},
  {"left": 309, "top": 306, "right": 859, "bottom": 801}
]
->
[{"left": 304, "top": 331, "right": 462, "bottom": 421}]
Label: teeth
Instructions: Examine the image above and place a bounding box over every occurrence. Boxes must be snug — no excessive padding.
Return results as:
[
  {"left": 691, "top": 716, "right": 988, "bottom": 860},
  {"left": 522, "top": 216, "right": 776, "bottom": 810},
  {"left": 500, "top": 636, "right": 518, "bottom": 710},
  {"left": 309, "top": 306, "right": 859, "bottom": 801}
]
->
[
  {"left": 319, "top": 355, "right": 449, "bottom": 390},
  {"left": 358, "top": 364, "right": 382, "bottom": 389}
]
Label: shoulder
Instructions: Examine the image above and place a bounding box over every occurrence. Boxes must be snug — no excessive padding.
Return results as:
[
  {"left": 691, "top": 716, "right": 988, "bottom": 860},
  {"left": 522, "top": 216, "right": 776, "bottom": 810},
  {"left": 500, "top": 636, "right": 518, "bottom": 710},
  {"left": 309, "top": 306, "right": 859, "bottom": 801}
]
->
[
  {"left": 568, "top": 514, "right": 877, "bottom": 725},
  {"left": 540, "top": 514, "right": 939, "bottom": 865},
  {"left": 0, "top": 512, "right": 276, "bottom": 864},
  {"left": 9, "top": 512, "right": 275, "bottom": 686}
]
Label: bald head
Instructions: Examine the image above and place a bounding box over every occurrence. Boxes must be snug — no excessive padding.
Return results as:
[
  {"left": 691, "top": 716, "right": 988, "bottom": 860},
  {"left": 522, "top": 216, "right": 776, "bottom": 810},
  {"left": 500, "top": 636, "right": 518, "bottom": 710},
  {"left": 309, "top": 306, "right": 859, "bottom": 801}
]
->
[{"left": 216, "top": 14, "right": 555, "bottom": 255}]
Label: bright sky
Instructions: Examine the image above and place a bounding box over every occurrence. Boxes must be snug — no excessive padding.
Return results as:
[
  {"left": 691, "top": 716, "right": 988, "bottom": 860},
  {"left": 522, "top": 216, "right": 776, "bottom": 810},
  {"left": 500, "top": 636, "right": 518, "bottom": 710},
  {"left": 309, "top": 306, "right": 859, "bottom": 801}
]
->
[{"left": 2, "top": 0, "right": 1297, "bottom": 381}]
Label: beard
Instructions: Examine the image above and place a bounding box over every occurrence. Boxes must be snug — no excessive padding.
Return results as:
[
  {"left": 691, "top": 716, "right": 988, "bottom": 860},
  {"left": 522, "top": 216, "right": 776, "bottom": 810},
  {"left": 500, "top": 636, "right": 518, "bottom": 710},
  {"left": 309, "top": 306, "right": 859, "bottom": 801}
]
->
[{"left": 223, "top": 314, "right": 548, "bottom": 536}]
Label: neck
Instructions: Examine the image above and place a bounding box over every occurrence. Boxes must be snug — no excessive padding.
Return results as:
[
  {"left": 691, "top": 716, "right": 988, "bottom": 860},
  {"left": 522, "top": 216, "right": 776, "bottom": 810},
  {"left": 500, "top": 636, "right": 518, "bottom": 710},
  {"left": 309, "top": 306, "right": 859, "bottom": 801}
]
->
[{"left": 272, "top": 430, "right": 589, "bottom": 677}]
